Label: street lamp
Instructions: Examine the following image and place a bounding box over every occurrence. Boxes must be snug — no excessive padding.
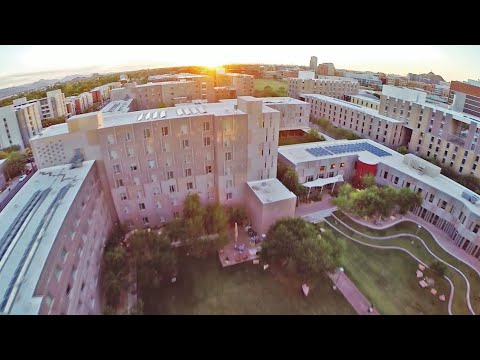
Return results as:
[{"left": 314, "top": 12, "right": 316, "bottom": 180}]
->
[
  {"left": 416, "top": 225, "right": 422, "bottom": 236},
  {"left": 333, "top": 266, "right": 344, "bottom": 290}
]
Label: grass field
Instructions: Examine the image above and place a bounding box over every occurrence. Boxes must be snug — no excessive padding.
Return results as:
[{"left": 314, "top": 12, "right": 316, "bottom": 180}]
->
[
  {"left": 332, "top": 211, "right": 480, "bottom": 314},
  {"left": 254, "top": 79, "right": 288, "bottom": 96},
  {"left": 142, "top": 256, "right": 355, "bottom": 315},
  {"left": 330, "top": 228, "right": 449, "bottom": 315}
]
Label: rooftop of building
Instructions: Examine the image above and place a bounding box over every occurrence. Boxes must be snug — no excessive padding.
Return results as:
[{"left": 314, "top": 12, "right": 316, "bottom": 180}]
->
[
  {"left": 220, "top": 97, "right": 309, "bottom": 106},
  {"left": 148, "top": 73, "right": 206, "bottom": 81},
  {"left": 33, "top": 123, "right": 69, "bottom": 138},
  {"left": 101, "top": 99, "right": 133, "bottom": 114},
  {"left": 279, "top": 139, "right": 480, "bottom": 216},
  {"left": 302, "top": 94, "right": 402, "bottom": 123},
  {"left": 292, "top": 76, "right": 358, "bottom": 83},
  {"left": 136, "top": 80, "right": 195, "bottom": 89},
  {"left": 0, "top": 160, "right": 95, "bottom": 315},
  {"left": 351, "top": 93, "right": 380, "bottom": 103},
  {"left": 247, "top": 178, "right": 296, "bottom": 205},
  {"left": 224, "top": 73, "right": 254, "bottom": 78}
]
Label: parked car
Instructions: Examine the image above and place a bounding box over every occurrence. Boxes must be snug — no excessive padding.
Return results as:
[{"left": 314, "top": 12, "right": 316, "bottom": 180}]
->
[{"left": 19, "top": 175, "right": 27, "bottom": 182}]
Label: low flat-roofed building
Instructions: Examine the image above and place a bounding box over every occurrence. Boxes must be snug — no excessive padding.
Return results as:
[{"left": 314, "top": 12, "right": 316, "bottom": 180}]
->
[
  {"left": 245, "top": 178, "right": 297, "bottom": 235},
  {"left": 350, "top": 94, "right": 380, "bottom": 110},
  {"left": 0, "top": 160, "right": 116, "bottom": 315},
  {"left": 279, "top": 138, "right": 480, "bottom": 261}
]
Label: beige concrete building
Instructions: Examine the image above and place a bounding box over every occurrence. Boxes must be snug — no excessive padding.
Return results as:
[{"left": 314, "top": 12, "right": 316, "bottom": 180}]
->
[
  {"left": 214, "top": 86, "right": 237, "bottom": 101},
  {"left": 380, "top": 85, "right": 480, "bottom": 178},
  {"left": 0, "top": 160, "right": 117, "bottom": 315},
  {"left": 13, "top": 90, "right": 67, "bottom": 120},
  {"left": 30, "top": 96, "right": 295, "bottom": 231},
  {"left": 317, "top": 63, "right": 335, "bottom": 76},
  {"left": 279, "top": 139, "right": 480, "bottom": 262},
  {"left": 288, "top": 76, "right": 359, "bottom": 100},
  {"left": 350, "top": 94, "right": 380, "bottom": 111},
  {"left": 14, "top": 102, "right": 43, "bottom": 147},
  {"left": 304, "top": 94, "right": 405, "bottom": 148},
  {"left": 0, "top": 105, "right": 25, "bottom": 149},
  {"left": 110, "top": 77, "right": 215, "bottom": 109},
  {"left": 220, "top": 97, "right": 310, "bottom": 131},
  {"left": 216, "top": 73, "right": 254, "bottom": 96}
]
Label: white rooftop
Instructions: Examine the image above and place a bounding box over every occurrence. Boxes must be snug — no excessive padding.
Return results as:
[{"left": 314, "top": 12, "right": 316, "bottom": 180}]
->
[
  {"left": 148, "top": 73, "right": 205, "bottom": 81},
  {"left": 101, "top": 99, "right": 133, "bottom": 114},
  {"left": 302, "top": 94, "right": 402, "bottom": 123},
  {"left": 0, "top": 160, "right": 95, "bottom": 315},
  {"left": 220, "top": 97, "right": 308, "bottom": 106},
  {"left": 136, "top": 80, "right": 194, "bottom": 89},
  {"left": 279, "top": 139, "right": 480, "bottom": 217},
  {"left": 34, "top": 123, "right": 69, "bottom": 138},
  {"left": 247, "top": 178, "right": 296, "bottom": 204}
]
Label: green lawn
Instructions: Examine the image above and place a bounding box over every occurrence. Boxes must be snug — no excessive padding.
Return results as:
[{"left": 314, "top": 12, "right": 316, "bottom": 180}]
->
[
  {"left": 142, "top": 256, "right": 355, "bottom": 315},
  {"left": 254, "top": 79, "right": 288, "bottom": 96},
  {"left": 332, "top": 211, "right": 480, "bottom": 313},
  {"left": 333, "top": 233, "right": 449, "bottom": 315}
]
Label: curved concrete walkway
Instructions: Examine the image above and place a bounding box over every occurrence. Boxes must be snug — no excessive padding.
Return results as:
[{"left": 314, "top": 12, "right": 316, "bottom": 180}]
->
[
  {"left": 333, "top": 213, "right": 477, "bottom": 315},
  {"left": 325, "top": 219, "right": 455, "bottom": 315}
]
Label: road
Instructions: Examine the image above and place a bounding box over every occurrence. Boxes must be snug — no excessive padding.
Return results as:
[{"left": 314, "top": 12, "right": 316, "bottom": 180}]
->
[{"left": 0, "top": 169, "right": 37, "bottom": 213}]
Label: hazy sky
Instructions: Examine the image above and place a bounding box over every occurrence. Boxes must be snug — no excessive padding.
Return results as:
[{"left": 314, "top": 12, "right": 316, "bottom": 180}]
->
[{"left": 0, "top": 45, "right": 479, "bottom": 89}]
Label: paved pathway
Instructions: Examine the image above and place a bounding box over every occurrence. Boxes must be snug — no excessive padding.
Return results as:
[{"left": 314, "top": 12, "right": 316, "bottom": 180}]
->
[
  {"left": 302, "top": 208, "right": 338, "bottom": 224},
  {"left": 328, "top": 269, "right": 379, "bottom": 315},
  {"left": 295, "top": 194, "right": 335, "bottom": 217}
]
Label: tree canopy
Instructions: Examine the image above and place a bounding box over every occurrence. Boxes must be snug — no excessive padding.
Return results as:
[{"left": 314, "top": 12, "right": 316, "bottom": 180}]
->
[{"left": 261, "top": 218, "right": 344, "bottom": 279}]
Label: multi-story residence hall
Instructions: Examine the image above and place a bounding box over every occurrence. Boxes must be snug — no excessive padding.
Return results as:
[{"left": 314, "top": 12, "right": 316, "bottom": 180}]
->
[
  {"left": 215, "top": 73, "right": 255, "bottom": 97},
  {"left": 109, "top": 73, "right": 215, "bottom": 109},
  {"left": 380, "top": 86, "right": 480, "bottom": 178},
  {"left": 278, "top": 139, "right": 480, "bottom": 261},
  {"left": 13, "top": 90, "right": 67, "bottom": 120},
  {"left": 0, "top": 160, "right": 116, "bottom": 314},
  {"left": 30, "top": 96, "right": 296, "bottom": 234},
  {"left": 303, "top": 94, "right": 405, "bottom": 148},
  {"left": 288, "top": 72, "right": 359, "bottom": 100},
  {"left": 220, "top": 97, "right": 311, "bottom": 130}
]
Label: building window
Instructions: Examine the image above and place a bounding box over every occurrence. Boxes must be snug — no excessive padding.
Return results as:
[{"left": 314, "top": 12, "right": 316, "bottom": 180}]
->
[
  {"left": 107, "top": 134, "right": 115, "bottom": 144},
  {"left": 142, "top": 217, "right": 149, "bottom": 225},
  {"left": 394, "top": 177, "right": 399, "bottom": 185},
  {"left": 226, "top": 179, "right": 233, "bottom": 188},
  {"left": 330, "top": 164, "right": 335, "bottom": 169},
  {"left": 182, "top": 139, "right": 189, "bottom": 149},
  {"left": 139, "top": 203, "right": 146, "bottom": 211},
  {"left": 120, "top": 193, "right": 128, "bottom": 201},
  {"left": 226, "top": 192, "right": 233, "bottom": 200},
  {"left": 161, "top": 126, "right": 169, "bottom": 136},
  {"left": 225, "top": 152, "right": 232, "bottom": 161},
  {"left": 204, "top": 137, "right": 211, "bottom": 146},
  {"left": 144, "top": 128, "right": 151, "bottom": 138},
  {"left": 429, "top": 194, "right": 434, "bottom": 203},
  {"left": 125, "top": 132, "right": 132, "bottom": 142},
  {"left": 54, "top": 266, "right": 62, "bottom": 282},
  {"left": 115, "top": 179, "right": 124, "bottom": 188},
  {"left": 133, "top": 177, "right": 140, "bottom": 186},
  {"left": 320, "top": 166, "right": 326, "bottom": 172},
  {"left": 113, "top": 164, "right": 121, "bottom": 174},
  {"left": 204, "top": 122, "right": 210, "bottom": 131},
  {"left": 167, "top": 171, "right": 174, "bottom": 180},
  {"left": 383, "top": 171, "right": 389, "bottom": 179},
  {"left": 206, "top": 165, "right": 212, "bottom": 174},
  {"left": 147, "top": 159, "right": 156, "bottom": 169},
  {"left": 340, "top": 162, "right": 345, "bottom": 168},
  {"left": 169, "top": 185, "right": 176, "bottom": 193},
  {"left": 187, "top": 182, "right": 194, "bottom": 190},
  {"left": 473, "top": 225, "right": 480, "bottom": 234},
  {"left": 130, "top": 164, "right": 138, "bottom": 172},
  {"left": 185, "top": 168, "right": 192, "bottom": 177},
  {"left": 126, "top": 147, "right": 134, "bottom": 157},
  {"left": 173, "top": 212, "right": 180, "bottom": 219}
]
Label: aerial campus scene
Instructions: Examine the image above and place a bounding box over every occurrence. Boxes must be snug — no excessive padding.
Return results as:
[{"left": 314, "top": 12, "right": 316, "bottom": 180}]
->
[{"left": 0, "top": 45, "right": 479, "bottom": 315}]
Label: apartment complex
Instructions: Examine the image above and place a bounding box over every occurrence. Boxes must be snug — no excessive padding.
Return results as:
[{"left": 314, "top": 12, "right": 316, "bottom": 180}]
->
[
  {"left": 0, "top": 160, "right": 116, "bottom": 315},
  {"left": 0, "top": 105, "right": 26, "bottom": 149},
  {"left": 317, "top": 63, "right": 335, "bottom": 76},
  {"left": 14, "top": 90, "right": 67, "bottom": 120},
  {"left": 344, "top": 72, "right": 383, "bottom": 87},
  {"left": 216, "top": 73, "right": 254, "bottom": 96},
  {"left": 303, "top": 94, "right": 405, "bottom": 148},
  {"left": 14, "top": 102, "right": 43, "bottom": 147},
  {"left": 30, "top": 96, "right": 295, "bottom": 234},
  {"left": 449, "top": 80, "right": 480, "bottom": 117},
  {"left": 110, "top": 78, "right": 215, "bottom": 109},
  {"left": 214, "top": 86, "right": 237, "bottom": 101},
  {"left": 288, "top": 75, "right": 359, "bottom": 99},
  {"left": 350, "top": 94, "right": 380, "bottom": 110},
  {"left": 220, "top": 97, "right": 310, "bottom": 130},
  {"left": 380, "top": 86, "right": 480, "bottom": 178},
  {"left": 386, "top": 75, "right": 408, "bottom": 87},
  {"left": 66, "top": 92, "right": 94, "bottom": 115},
  {"left": 278, "top": 138, "right": 480, "bottom": 262}
]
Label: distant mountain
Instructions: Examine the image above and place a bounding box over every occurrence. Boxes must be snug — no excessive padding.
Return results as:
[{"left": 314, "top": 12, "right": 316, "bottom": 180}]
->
[{"left": 0, "top": 73, "right": 101, "bottom": 100}]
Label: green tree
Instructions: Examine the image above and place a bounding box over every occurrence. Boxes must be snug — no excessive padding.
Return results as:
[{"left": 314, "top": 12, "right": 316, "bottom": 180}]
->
[
  {"left": 164, "top": 219, "right": 186, "bottom": 243},
  {"left": 360, "top": 174, "right": 376, "bottom": 189},
  {"left": 397, "top": 146, "right": 409, "bottom": 155},
  {"left": 205, "top": 203, "right": 228, "bottom": 235},
  {"left": 228, "top": 207, "right": 249, "bottom": 226},
  {"left": 183, "top": 193, "right": 205, "bottom": 241},
  {"left": 5, "top": 151, "right": 27, "bottom": 179},
  {"left": 129, "top": 299, "right": 144, "bottom": 315},
  {"left": 263, "top": 86, "right": 274, "bottom": 97},
  {"left": 430, "top": 261, "right": 447, "bottom": 277}
]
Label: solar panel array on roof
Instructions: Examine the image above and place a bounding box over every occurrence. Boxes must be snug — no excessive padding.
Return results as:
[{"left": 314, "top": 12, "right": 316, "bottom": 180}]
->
[
  {"left": 306, "top": 147, "right": 332, "bottom": 157},
  {"left": 160, "top": 111, "right": 166, "bottom": 118},
  {"left": 176, "top": 109, "right": 184, "bottom": 116},
  {"left": 153, "top": 111, "right": 158, "bottom": 119},
  {"left": 191, "top": 107, "right": 199, "bottom": 114},
  {"left": 198, "top": 107, "right": 206, "bottom": 114},
  {"left": 145, "top": 112, "right": 151, "bottom": 121},
  {"left": 305, "top": 142, "right": 392, "bottom": 158},
  {"left": 183, "top": 108, "right": 191, "bottom": 115},
  {"left": 137, "top": 113, "right": 144, "bottom": 121}
]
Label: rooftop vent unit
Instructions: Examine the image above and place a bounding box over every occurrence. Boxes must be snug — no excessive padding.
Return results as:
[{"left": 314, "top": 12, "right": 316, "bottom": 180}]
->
[
  {"left": 461, "top": 190, "right": 480, "bottom": 205},
  {"left": 70, "top": 148, "right": 84, "bottom": 169}
]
